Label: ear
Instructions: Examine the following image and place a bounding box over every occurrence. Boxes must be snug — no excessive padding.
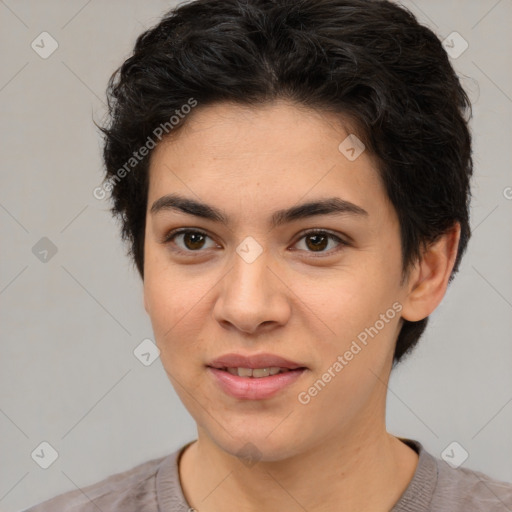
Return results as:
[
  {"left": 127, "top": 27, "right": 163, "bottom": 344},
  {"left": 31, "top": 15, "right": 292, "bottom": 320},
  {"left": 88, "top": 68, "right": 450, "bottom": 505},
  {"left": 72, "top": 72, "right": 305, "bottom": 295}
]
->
[{"left": 401, "top": 223, "right": 461, "bottom": 322}]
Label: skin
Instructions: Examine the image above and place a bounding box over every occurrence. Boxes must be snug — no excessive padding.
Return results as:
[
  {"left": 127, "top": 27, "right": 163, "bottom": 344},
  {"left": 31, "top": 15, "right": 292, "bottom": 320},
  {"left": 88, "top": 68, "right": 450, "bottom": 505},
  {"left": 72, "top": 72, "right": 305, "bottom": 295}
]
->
[{"left": 143, "top": 100, "right": 460, "bottom": 512}]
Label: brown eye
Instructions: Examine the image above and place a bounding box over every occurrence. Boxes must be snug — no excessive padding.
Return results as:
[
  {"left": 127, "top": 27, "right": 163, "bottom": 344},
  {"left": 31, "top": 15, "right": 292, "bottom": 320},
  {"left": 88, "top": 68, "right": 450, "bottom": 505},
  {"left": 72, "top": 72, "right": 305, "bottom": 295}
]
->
[
  {"left": 181, "top": 231, "right": 207, "bottom": 250},
  {"left": 163, "top": 229, "right": 217, "bottom": 253},
  {"left": 294, "top": 230, "right": 347, "bottom": 255},
  {"left": 304, "top": 233, "right": 329, "bottom": 252}
]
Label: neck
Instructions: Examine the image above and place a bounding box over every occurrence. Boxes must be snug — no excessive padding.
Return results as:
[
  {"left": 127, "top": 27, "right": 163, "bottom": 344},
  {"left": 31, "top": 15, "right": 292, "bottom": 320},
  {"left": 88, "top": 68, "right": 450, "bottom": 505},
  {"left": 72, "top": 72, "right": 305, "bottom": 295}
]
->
[{"left": 179, "top": 420, "right": 418, "bottom": 512}]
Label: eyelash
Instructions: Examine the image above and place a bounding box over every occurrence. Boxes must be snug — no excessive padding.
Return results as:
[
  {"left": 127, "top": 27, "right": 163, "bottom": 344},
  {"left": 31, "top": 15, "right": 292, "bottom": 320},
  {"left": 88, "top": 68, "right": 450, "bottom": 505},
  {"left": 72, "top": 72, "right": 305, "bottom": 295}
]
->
[{"left": 161, "top": 228, "right": 348, "bottom": 258}]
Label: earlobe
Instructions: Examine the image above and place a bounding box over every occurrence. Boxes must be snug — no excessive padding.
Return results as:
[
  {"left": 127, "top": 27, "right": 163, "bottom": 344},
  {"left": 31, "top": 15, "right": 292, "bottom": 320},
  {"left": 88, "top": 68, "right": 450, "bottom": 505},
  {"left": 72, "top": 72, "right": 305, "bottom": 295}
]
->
[{"left": 400, "top": 223, "right": 461, "bottom": 322}]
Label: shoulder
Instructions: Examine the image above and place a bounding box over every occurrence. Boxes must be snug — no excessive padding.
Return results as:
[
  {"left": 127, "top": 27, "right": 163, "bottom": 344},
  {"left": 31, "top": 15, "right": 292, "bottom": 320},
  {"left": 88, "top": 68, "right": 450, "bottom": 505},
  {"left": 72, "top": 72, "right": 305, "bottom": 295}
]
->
[
  {"left": 432, "top": 455, "right": 512, "bottom": 511},
  {"left": 22, "top": 453, "right": 171, "bottom": 512},
  {"left": 395, "top": 438, "right": 512, "bottom": 512}
]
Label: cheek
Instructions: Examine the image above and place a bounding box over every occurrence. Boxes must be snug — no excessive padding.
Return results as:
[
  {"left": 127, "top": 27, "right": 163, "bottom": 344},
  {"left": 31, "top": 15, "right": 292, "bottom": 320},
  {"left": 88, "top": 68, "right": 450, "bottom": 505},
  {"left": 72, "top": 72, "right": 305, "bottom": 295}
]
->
[
  {"left": 144, "top": 246, "right": 193, "bottom": 324},
  {"left": 295, "top": 296, "right": 400, "bottom": 426},
  {"left": 296, "top": 259, "right": 402, "bottom": 395},
  {"left": 306, "top": 263, "right": 399, "bottom": 335},
  {"left": 143, "top": 262, "right": 213, "bottom": 364}
]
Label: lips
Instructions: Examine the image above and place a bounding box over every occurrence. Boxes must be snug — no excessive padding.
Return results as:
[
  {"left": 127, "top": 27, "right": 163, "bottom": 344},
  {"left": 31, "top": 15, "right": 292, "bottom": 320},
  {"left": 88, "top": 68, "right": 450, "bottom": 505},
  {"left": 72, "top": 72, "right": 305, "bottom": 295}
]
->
[
  {"left": 209, "top": 366, "right": 307, "bottom": 399},
  {"left": 206, "top": 353, "right": 308, "bottom": 399},
  {"left": 207, "top": 353, "right": 306, "bottom": 371}
]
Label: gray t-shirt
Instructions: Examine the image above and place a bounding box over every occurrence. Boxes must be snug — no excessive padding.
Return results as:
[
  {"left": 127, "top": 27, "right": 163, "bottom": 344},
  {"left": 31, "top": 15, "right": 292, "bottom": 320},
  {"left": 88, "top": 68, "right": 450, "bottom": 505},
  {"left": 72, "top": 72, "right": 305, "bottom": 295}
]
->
[{"left": 22, "top": 438, "right": 512, "bottom": 511}]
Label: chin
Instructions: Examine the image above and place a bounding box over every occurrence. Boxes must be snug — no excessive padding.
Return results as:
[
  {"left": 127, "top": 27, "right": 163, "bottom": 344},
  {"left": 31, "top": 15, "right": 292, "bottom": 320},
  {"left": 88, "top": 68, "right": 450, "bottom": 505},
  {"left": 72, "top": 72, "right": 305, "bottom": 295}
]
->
[{"left": 204, "top": 421, "right": 308, "bottom": 463}]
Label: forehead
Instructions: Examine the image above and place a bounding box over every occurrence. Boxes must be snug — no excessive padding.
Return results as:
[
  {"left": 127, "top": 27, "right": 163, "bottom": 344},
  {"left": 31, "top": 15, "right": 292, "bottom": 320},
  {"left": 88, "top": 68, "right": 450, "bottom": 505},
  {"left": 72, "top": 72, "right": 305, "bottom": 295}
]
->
[
  {"left": 152, "top": 100, "right": 363, "bottom": 164},
  {"left": 146, "top": 100, "right": 392, "bottom": 225}
]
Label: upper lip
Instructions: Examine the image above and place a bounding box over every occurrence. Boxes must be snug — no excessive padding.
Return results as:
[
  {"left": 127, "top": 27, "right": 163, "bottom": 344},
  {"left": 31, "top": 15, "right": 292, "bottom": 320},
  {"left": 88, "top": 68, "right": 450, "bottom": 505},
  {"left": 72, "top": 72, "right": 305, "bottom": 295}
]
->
[{"left": 207, "top": 353, "right": 306, "bottom": 370}]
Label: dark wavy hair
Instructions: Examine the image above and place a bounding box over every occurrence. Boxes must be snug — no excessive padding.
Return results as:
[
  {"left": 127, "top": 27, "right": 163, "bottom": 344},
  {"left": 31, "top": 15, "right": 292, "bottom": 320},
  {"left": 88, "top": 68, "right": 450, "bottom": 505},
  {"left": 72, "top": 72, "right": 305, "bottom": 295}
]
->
[{"left": 98, "top": 0, "right": 473, "bottom": 365}]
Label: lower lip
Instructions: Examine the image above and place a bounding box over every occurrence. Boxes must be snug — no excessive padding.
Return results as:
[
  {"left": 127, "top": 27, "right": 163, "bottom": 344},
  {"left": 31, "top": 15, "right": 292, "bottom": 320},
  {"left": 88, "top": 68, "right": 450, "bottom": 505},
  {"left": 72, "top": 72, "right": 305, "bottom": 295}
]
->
[{"left": 207, "top": 367, "right": 307, "bottom": 400}]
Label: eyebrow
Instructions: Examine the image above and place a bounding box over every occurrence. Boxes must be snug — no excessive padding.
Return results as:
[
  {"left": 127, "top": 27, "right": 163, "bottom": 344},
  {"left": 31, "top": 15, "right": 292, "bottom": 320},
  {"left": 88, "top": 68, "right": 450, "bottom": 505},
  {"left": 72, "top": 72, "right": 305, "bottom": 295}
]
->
[{"left": 150, "top": 193, "right": 368, "bottom": 229}]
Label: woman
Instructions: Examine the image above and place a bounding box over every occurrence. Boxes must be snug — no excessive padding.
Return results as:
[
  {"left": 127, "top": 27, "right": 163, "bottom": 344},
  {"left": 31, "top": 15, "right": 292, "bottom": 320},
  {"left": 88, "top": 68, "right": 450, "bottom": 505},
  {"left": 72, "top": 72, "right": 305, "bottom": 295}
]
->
[{"left": 25, "top": 0, "right": 512, "bottom": 510}]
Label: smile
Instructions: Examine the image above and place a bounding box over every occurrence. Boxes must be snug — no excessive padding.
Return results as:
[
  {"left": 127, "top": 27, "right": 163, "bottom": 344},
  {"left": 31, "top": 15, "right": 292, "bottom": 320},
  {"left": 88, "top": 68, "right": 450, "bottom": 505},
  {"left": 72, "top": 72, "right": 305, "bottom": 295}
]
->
[
  {"left": 207, "top": 366, "right": 307, "bottom": 400},
  {"left": 222, "top": 367, "right": 293, "bottom": 378}
]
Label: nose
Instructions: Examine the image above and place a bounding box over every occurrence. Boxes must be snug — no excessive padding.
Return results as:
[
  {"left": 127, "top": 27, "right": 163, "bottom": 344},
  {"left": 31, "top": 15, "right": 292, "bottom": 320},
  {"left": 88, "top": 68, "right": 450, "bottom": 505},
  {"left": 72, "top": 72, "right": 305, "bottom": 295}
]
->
[{"left": 212, "top": 248, "right": 291, "bottom": 335}]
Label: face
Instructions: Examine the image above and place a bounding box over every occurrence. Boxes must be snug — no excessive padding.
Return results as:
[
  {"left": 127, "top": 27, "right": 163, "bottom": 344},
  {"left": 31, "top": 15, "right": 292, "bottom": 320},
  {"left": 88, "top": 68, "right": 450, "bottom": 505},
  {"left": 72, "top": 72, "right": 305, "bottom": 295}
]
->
[{"left": 143, "top": 100, "right": 410, "bottom": 461}]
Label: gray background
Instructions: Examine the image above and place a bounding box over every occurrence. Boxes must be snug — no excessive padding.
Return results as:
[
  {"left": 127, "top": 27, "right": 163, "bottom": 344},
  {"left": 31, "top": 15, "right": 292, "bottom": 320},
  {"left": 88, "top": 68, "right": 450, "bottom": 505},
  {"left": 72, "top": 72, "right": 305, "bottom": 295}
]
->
[{"left": 0, "top": 1, "right": 511, "bottom": 510}]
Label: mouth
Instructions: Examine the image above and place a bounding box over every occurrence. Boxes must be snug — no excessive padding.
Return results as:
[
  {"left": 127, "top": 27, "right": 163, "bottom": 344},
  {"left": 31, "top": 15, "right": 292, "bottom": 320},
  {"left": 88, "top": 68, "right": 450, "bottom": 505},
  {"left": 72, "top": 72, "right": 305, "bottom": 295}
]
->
[
  {"left": 206, "top": 353, "right": 308, "bottom": 400},
  {"left": 210, "top": 366, "right": 307, "bottom": 378},
  {"left": 207, "top": 352, "right": 307, "bottom": 372},
  {"left": 206, "top": 353, "right": 309, "bottom": 400}
]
